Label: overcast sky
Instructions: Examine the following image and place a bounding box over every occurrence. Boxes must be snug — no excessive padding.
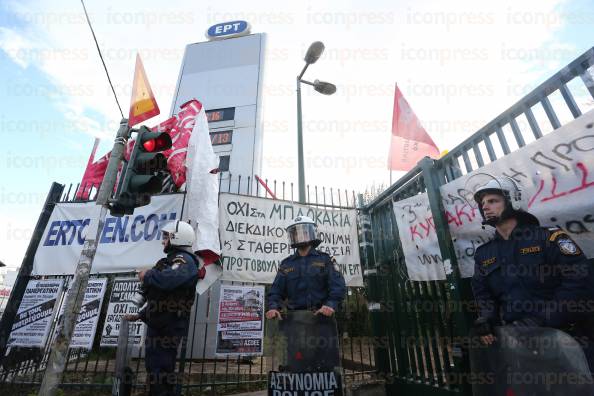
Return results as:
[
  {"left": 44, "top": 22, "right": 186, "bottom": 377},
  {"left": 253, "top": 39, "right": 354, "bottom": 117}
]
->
[{"left": 0, "top": 0, "right": 593, "bottom": 268}]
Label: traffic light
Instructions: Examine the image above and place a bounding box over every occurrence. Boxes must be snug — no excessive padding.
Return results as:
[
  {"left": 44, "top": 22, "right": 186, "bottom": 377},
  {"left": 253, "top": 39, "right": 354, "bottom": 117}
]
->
[{"left": 110, "top": 126, "right": 172, "bottom": 216}]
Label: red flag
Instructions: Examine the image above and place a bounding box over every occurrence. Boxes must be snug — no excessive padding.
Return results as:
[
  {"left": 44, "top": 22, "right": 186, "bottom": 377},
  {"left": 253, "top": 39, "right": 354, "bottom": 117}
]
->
[
  {"left": 77, "top": 99, "right": 213, "bottom": 198},
  {"left": 388, "top": 84, "right": 439, "bottom": 171},
  {"left": 76, "top": 138, "right": 108, "bottom": 199}
]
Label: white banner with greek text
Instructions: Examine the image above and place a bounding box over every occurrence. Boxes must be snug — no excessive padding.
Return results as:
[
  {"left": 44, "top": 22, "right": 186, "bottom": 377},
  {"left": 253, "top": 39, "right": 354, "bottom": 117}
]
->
[
  {"left": 394, "top": 110, "right": 594, "bottom": 281},
  {"left": 219, "top": 194, "right": 363, "bottom": 286}
]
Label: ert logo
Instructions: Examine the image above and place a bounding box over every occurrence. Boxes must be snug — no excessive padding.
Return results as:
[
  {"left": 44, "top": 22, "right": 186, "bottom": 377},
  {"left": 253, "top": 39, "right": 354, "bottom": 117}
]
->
[{"left": 206, "top": 21, "right": 251, "bottom": 40}]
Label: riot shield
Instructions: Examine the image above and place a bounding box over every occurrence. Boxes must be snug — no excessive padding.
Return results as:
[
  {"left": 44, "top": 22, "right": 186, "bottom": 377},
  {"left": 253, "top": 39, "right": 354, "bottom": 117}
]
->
[
  {"left": 470, "top": 326, "right": 594, "bottom": 396},
  {"left": 267, "top": 310, "right": 343, "bottom": 396},
  {"left": 112, "top": 318, "right": 135, "bottom": 396}
]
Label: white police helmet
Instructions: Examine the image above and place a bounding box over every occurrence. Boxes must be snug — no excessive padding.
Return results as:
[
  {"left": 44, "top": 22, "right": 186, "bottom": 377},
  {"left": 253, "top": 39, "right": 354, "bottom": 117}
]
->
[
  {"left": 473, "top": 177, "right": 525, "bottom": 211},
  {"left": 161, "top": 220, "right": 195, "bottom": 247},
  {"left": 468, "top": 175, "right": 538, "bottom": 226},
  {"left": 286, "top": 216, "right": 321, "bottom": 248}
]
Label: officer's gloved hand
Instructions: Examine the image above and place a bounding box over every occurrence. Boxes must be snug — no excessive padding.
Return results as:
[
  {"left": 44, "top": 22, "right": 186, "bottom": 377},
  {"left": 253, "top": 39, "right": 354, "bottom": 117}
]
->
[
  {"left": 314, "top": 305, "right": 335, "bottom": 317},
  {"left": 511, "top": 317, "right": 543, "bottom": 328},
  {"left": 474, "top": 317, "right": 493, "bottom": 336},
  {"left": 266, "top": 309, "right": 282, "bottom": 320},
  {"left": 474, "top": 317, "right": 496, "bottom": 345}
]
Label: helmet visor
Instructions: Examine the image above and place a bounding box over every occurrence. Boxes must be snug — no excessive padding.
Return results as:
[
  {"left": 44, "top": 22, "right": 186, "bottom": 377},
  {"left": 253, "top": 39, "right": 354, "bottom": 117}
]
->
[{"left": 287, "top": 223, "right": 317, "bottom": 246}]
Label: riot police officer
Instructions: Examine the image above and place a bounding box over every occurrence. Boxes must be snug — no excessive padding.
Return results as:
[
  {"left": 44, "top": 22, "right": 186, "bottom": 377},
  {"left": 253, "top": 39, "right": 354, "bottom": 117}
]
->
[
  {"left": 126, "top": 220, "right": 205, "bottom": 396},
  {"left": 266, "top": 216, "right": 346, "bottom": 319},
  {"left": 266, "top": 216, "right": 346, "bottom": 373},
  {"left": 471, "top": 177, "right": 594, "bottom": 366}
]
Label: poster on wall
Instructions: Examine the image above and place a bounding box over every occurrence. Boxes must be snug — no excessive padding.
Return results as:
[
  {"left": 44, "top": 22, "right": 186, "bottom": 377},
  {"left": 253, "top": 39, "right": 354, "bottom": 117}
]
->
[
  {"left": 54, "top": 278, "right": 107, "bottom": 349},
  {"left": 216, "top": 284, "right": 264, "bottom": 356},
  {"left": 8, "top": 279, "right": 64, "bottom": 347},
  {"left": 100, "top": 278, "right": 145, "bottom": 347},
  {"left": 219, "top": 194, "right": 363, "bottom": 286},
  {"left": 393, "top": 110, "right": 594, "bottom": 281}
]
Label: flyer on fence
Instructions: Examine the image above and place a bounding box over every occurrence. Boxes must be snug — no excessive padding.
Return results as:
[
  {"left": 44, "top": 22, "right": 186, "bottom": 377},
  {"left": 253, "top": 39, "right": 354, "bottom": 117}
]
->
[
  {"left": 100, "top": 278, "right": 145, "bottom": 347},
  {"left": 216, "top": 284, "right": 264, "bottom": 356},
  {"left": 54, "top": 278, "right": 107, "bottom": 349},
  {"left": 8, "top": 278, "right": 64, "bottom": 347}
]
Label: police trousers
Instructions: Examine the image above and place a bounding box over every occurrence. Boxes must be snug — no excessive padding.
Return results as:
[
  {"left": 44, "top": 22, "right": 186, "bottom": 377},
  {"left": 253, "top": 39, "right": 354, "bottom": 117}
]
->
[{"left": 145, "top": 323, "right": 185, "bottom": 396}]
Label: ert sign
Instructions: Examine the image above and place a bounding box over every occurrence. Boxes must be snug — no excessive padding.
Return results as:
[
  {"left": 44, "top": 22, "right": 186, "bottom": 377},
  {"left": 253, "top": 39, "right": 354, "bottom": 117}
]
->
[{"left": 206, "top": 21, "right": 251, "bottom": 40}]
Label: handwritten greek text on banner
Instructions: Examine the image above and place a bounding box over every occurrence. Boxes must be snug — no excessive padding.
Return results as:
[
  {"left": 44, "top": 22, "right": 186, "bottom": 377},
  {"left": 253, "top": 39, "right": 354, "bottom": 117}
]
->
[{"left": 393, "top": 110, "right": 594, "bottom": 281}]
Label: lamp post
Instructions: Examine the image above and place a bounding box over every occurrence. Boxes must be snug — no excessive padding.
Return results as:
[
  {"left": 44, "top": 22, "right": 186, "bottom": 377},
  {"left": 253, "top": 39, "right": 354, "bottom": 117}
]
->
[{"left": 296, "top": 41, "right": 336, "bottom": 203}]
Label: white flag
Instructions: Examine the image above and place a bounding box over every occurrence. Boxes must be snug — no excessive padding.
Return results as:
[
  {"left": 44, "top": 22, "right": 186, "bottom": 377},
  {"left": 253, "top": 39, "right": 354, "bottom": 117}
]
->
[{"left": 183, "top": 100, "right": 221, "bottom": 259}]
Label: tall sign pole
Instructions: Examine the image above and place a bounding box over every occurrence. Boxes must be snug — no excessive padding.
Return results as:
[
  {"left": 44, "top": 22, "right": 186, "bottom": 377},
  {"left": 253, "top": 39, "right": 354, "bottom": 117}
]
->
[
  {"left": 39, "top": 119, "right": 130, "bottom": 395},
  {"left": 39, "top": 53, "right": 161, "bottom": 396}
]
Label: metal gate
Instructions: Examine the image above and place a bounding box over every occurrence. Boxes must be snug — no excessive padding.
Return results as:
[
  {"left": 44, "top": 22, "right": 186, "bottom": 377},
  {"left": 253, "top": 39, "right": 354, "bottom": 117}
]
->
[
  {"left": 0, "top": 174, "right": 375, "bottom": 395},
  {"left": 360, "top": 47, "right": 594, "bottom": 395}
]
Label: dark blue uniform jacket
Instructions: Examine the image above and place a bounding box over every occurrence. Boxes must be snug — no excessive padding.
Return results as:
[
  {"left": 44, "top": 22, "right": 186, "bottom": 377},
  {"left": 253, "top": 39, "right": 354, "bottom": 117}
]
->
[
  {"left": 472, "top": 223, "right": 594, "bottom": 328},
  {"left": 267, "top": 248, "right": 346, "bottom": 311},
  {"left": 140, "top": 249, "right": 202, "bottom": 334}
]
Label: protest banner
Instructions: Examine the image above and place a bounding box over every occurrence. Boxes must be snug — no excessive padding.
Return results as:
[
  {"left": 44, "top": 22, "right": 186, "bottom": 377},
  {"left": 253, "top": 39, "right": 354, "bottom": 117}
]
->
[
  {"left": 219, "top": 194, "right": 362, "bottom": 286},
  {"left": 393, "top": 110, "right": 594, "bottom": 280}
]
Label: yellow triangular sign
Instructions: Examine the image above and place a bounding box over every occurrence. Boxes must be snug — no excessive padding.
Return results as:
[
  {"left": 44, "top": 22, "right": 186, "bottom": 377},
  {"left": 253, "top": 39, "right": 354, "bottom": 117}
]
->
[{"left": 128, "top": 53, "right": 160, "bottom": 126}]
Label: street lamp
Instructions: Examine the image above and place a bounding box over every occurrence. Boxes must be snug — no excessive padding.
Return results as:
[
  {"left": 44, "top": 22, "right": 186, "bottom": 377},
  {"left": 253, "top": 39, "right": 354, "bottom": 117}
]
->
[{"left": 296, "top": 41, "right": 336, "bottom": 203}]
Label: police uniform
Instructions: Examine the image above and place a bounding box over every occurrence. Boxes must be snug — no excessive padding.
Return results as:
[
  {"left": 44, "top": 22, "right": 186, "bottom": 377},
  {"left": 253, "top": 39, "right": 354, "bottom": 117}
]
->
[
  {"left": 472, "top": 223, "right": 593, "bottom": 326},
  {"left": 139, "top": 248, "right": 205, "bottom": 396},
  {"left": 267, "top": 248, "right": 346, "bottom": 372},
  {"left": 267, "top": 248, "right": 346, "bottom": 312},
  {"left": 472, "top": 222, "right": 594, "bottom": 368}
]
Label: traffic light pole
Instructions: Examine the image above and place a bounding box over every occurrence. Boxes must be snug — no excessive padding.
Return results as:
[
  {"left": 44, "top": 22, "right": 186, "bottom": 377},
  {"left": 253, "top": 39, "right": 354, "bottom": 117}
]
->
[{"left": 39, "top": 119, "right": 129, "bottom": 396}]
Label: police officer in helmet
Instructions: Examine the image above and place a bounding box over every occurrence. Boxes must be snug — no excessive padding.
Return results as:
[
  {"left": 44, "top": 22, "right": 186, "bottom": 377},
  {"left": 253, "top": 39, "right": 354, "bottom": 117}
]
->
[
  {"left": 471, "top": 176, "right": 594, "bottom": 368},
  {"left": 126, "top": 220, "right": 205, "bottom": 395},
  {"left": 266, "top": 216, "right": 346, "bottom": 320}
]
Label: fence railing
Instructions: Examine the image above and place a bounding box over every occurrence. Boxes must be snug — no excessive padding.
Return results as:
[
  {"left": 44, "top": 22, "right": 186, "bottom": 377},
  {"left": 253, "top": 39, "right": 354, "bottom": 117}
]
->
[
  {"left": 0, "top": 175, "right": 373, "bottom": 395},
  {"left": 361, "top": 46, "right": 594, "bottom": 396}
]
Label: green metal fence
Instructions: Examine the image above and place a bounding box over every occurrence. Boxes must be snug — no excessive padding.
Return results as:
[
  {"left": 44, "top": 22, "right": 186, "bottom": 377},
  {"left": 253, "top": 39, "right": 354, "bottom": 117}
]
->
[
  {"left": 0, "top": 175, "right": 375, "bottom": 395},
  {"left": 361, "top": 46, "right": 594, "bottom": 395}
]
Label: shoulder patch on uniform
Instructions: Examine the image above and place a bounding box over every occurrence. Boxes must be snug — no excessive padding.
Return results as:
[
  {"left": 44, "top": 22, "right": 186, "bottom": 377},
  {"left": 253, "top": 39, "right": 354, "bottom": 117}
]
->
[
  {"left": 557, "top": 237, "right": 581, "bottom": 256},
  {"left": 481, "top": 257, "right": 496, "bottom": 266},
  {"left": 548, "top": 230, "right": 565, "bottom": 242},
  {"left": 172, "top": 256, "right": 187, "bottom": 266}
]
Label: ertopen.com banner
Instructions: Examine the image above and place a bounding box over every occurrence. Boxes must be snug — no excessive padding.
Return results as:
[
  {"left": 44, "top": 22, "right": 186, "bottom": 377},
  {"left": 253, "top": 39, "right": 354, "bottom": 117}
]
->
[
  {"left": 8, "top": 279, "right": 64, "bottom": 347},
  {"left": 100, "top": 278, "right": 145, "bottom": 347},
  {"left": 394, "top": 110, "right": 594, "bottom": 281},
  {"left": 55, "top": 279, "right": 107, "bottom": 349},
  {"left": 32, "top": 194, "right": 184, "bottom": 275},
  {"left": 216, "top": 284, "right": 265, "bottom": 356},
  {"left": 219, "top": 194, "right": 363, "bottom": 286}
]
